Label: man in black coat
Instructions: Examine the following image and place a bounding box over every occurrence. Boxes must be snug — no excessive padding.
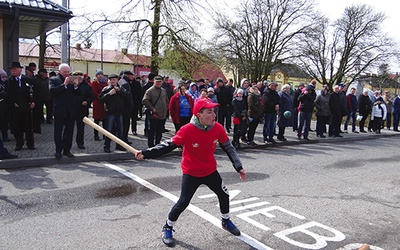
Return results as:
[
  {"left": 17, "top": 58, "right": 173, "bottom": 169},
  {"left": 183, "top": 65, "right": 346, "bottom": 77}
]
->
[
  {"left": 73, "top": 70, "right": 94, "bottom": 149},
  {"left": 35, "top": 69, "right": 53, "bottom": 124},
  {"left": 329, "top": 85, "right": 346, "bottom": 137},
  {"left": 358, "top": 89, "right": 372, "bottom": 133},
  {"left": 50, "top": 63, "right": 81, "bottom": 159},
  {"left": 262, "top": 82, "right": 280, "bottom": 143},
  {"left": 130, "top": 76, "right": 143, "bottom": 135},
  {"left": 215, "top": 78, "right": 233, "bottom": 133},
  {"left": 118, "top": 70, "right": 134, "bottom": 145},
  {"left": 293, "top": 83, "right": 305, "bottom": 131},
  {"left": 4, "top": 62, "right": 40, "bottom": 151}
]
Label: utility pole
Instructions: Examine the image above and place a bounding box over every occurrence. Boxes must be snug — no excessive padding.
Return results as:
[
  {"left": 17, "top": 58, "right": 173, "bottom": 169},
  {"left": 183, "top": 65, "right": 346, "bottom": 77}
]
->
[
  {"left": 61, "top": 0, "right": 70, "bottom": 64},
  {"left": 101, "top": 31, "right": 104, "bottom": 70}
]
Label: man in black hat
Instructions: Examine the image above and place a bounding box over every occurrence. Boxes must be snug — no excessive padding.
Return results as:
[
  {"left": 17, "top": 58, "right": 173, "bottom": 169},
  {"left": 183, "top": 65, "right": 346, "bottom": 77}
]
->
[
  {"left": 4, "top": 62, "right": 39, "bottom": 151},
  {"left": 130, "top": 75, "right": 143, "bottom": 135},
  {"left": 73, "top": 70, "right": 94, "bottom": 149},
  {"left": 28, "top": 62, "right": 37, "bottom": 73},
  {"left": 35, "top": 68, "right": 53, "bottom": 124},
  {"left": 118, "top": 70, "right": 134, "bottom": 146}
]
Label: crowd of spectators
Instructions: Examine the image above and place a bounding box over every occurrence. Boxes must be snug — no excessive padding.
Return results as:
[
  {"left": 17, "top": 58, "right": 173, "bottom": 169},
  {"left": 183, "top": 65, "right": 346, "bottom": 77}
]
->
[{"left": 1, "top": 61, "right": 398, "bottom": 160}]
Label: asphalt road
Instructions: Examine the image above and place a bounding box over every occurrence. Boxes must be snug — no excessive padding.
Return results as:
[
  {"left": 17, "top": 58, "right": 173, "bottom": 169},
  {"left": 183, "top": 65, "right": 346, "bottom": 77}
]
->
[{"left": 1, "top": 137, "right": 399, "bottom": 250}]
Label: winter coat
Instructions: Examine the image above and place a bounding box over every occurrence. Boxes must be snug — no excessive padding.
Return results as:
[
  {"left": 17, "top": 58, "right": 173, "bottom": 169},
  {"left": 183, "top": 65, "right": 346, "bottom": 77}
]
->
[
  {"left": 76, "top": 79, "right": 94, "bottom": 117},
  {"left": 169, "top": 92, "right": 194, "bottom": 124},
  {"left": 35, "top": 75, "right": 52, "bottom": 102},
  {"left": 293, "top": 88, "right": 302, "bottom": 110},
  {"left": 188, "top": 82, "right": 200, "bottom": 101},
  {"left": 329, "top": 92, "right": 346, "bottom": 118},
  {"left": 262, "top": 87, "right": 280, "bottom": 114},
  {"left": 142, "top": 85, "right": 169, "bottom": 120},
  {"left": 392, "top": 96, "right": 400, "bottom": 115},
  {"left": 358, "top": 94, "right": 372, "bottom": 116},
  {"left": 277, "top": 91, "right": 294, "bottom": 127},
  {"left": 118, "top": 77, "right": 133, "bottom": 115},
  {"left": 339, "top": 91, "right": 348, "bottom": 116},
  {"left": 129, "top": 79, "right": 143, "bottom": 111},
  {"left": 247, "top": 92, "right": 263, "bottom": 119},
  {"left": 215, "top": 84, "right": 233, "bottom": 107},
  {"left": 91, "top": 79, "right": 107, "bottom": 120},
  {"left": 298, "top": 90, "right": 316, "bottom": 113},
  {"left": 383, "top": 95, "right": 393, "bottom": 113},
  {"left": 5, "top": 74, "right": 42, "bottom": 134},
  {"left": 99, "top": 85, "right": 130, "bottom": 115},
  {"left": 346, "top": 94, "right": 358, "bottom": 112},
  {"left": 314, "top": 92, "right": 330, "bottom": 117},
  {"left": 232, "top": 95, "right": 247, "bottom": 119},
  {"left": 371, "top": 102, "right": 387, "bottom": 120},
  {"left": 49, "top": 74, "right": 81, "bottom": 120}
]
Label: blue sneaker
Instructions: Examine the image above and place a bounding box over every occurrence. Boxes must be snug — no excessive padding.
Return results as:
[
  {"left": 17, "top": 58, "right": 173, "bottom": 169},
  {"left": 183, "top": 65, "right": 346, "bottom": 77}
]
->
[
  {"left": 162, "top": 224, "right": 175, "bottom": 247},
  {"left": 222, "top": 219, "right": 241, "bottom": 236}
]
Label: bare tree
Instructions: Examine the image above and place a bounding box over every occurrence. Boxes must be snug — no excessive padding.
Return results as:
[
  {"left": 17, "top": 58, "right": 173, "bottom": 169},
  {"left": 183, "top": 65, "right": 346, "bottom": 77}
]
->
[
  {"left": 213, "top": 0, "right": 316, "bottom": 82},
  {"left": 74, "top": 0, "right": 205, "bottom": 74},
  {"left": 296, "top": 4, "right": 398, "bottom": 88},
  {"left": 367, "top": 64, "right": 397, "bottom": 89}
]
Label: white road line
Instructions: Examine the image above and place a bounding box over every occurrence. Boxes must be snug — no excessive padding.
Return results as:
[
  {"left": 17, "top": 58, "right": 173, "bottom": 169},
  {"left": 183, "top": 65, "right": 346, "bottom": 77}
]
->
[{"left": 103, "top": 162, "right": 274, "bottom": 250}]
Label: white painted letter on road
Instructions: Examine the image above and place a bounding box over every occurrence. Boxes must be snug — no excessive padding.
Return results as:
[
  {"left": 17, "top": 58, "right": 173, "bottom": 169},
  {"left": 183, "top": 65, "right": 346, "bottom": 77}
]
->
[
  {"left": 237, "top": 206, "right": 306, "bottom": 232},
  {"left": 274, "top": 221, "right": 346, "bottom": 249}
]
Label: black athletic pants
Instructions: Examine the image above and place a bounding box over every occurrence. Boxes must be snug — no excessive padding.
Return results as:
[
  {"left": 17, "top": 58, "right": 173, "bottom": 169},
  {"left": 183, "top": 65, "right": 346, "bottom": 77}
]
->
[{"left": 168, "top": 171, "right": 229, "bottom": 222}]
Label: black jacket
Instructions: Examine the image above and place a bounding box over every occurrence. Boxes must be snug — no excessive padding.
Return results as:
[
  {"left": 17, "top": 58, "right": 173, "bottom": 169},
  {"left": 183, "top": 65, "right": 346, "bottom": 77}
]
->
[
  {"left": 118, "top": 77, "right": 133, "bottom": 114},
  {"left": 262, "top": 87, "right": 280, "bottom": 114},
  {"left": 232, "top": 96, "right": 247, "bottom": 119},
  {"left": 358, "top": 94, "right": 372, "bottom": 115},
  {"left": 5, "top": 75, "right": 42, "bottom": 133},
  {"left": 130, "top": 79, "right": 143, "bottom": 110},
  {"left": 293, "top": 88, "right": 302, "bottom": 109},
  {"left": 298, "top": 90, "right": 316, "bottom": 113},
  {"left": 99, "top": 85, "right": 130, "bottom": 115},
  {"left": 215, "top": 85, "right": 233, "bottom": 107},
  {"left": 329, "top": 92, "right": 346, "bottom": 117},
  {"left": 50, "top": 74, "right": 81, "bottom": 119},
  {"left": 76, "top": 80, "right": 94, "bottom": 117}
]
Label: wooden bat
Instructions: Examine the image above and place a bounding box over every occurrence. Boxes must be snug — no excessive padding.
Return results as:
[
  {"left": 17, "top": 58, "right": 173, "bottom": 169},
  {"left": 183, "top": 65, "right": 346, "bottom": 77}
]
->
[{"left": 83, "top": 116, "right": 138, "bottom": 155}]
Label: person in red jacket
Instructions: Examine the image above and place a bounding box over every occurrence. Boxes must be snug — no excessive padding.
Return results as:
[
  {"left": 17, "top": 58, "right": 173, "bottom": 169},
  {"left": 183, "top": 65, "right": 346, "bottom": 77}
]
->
[
  {"left": 168, "top": 84, "right": 194, "bottom": 133},
  {"left": 91, "top": 70, "right": 107, "bottom": 141},
  {"left": 135, "top": 98, "right": 246, "bottom": 247}
]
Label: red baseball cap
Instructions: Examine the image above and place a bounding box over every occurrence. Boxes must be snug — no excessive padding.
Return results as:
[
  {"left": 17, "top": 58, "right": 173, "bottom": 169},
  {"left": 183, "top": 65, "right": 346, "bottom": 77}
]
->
[{"left": 193, "top": 98, "right": 219, "bottom": 115}]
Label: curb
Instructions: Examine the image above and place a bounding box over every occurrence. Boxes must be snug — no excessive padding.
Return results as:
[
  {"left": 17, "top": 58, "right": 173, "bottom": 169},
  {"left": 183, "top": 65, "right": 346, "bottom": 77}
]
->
[{"left": 2, "top": 132, "right": 398, "bottom": 170}]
